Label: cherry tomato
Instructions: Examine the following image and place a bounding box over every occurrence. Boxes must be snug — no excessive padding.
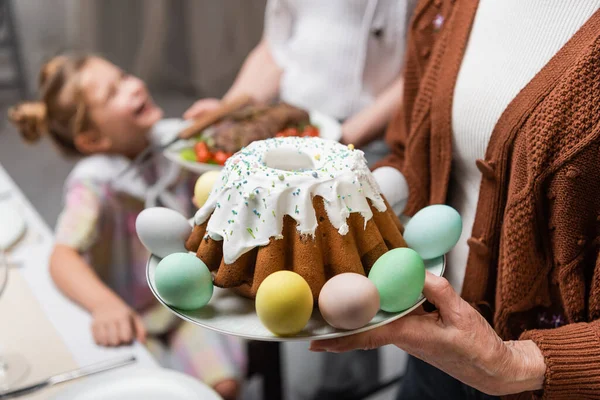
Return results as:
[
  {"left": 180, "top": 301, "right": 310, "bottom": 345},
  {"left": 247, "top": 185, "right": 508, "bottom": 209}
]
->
[
  {"left": 303, "top": 125, "right": 319, "bottom": 137},
  {"left": 275, "top": 132, "right": 286, "bottom": 138},
  {"left": 282, "top": 128, "right": 299, "bottom": 137},
  {"left": 213, "top": 151, "right": 231, "bottom": 166},
  {"left": 194, "top": 142, "right": 211, "bottom": 163}
]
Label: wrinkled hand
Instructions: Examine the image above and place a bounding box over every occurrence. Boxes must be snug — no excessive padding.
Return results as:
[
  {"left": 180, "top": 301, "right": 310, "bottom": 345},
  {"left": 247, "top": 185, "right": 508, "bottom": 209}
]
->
[
  {"left": 91, "top": 300, "right": 147, "bottom": 347},
  {"left": 310, "top": 272, "right": 546, "bottom": 396},
  {"left": 184, "top": 98, "right": 222, "bottom": 120}
]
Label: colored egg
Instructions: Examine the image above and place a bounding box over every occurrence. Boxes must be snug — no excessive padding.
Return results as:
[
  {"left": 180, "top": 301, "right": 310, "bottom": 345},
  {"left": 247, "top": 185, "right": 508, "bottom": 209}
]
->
[
  {"left": 136, "top": 207, "right": 192, "bottom": 258},
  {"left": 403, "top": 205, "right": 462, "bottom": 259},
  {"left": 256, "top": 271, "right": 313, "bottom": 336},
  {"left": 318, "top": 273, "right": 380, "bottom": 330},
  {"left": 368, "top": 248, "right": 425, "bottom": 313},
  {"left": 155, "top": 252, "right": 213, "bottom": 310},
  {"left": 194, "top": 170, "right": 222, "bottom": 208}
]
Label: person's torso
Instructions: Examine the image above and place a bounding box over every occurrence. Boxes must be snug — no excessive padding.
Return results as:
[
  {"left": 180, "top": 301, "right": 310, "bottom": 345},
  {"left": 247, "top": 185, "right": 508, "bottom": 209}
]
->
[
  {"left": 270, "top": 0, "right": 411, "bottom": 119},
  {"left": 395, "top": 0, "right": 600, "bottom": 337},
  {"left": 67, "top": 119, "right": 193, "bottom": 311},
  {"left": 447, "top": 0, "right": 599, "bottom": 295}
]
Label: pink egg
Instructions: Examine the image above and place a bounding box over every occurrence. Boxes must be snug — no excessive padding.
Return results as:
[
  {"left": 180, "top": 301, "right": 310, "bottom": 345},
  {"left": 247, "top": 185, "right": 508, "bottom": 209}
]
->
[{"left": 318, "top": 273, "right": 380, "bottom": 330}]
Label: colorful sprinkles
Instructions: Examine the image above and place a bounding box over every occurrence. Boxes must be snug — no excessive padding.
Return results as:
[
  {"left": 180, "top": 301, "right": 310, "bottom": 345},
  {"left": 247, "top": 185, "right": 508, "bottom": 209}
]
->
[{"left": 192, "top": 136, "right": 387, "bottom": 265}]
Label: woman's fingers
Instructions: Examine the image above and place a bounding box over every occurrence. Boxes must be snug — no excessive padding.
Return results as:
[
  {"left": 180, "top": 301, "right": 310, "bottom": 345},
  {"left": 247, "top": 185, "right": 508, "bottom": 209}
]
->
[
  {"left": 310, "top": 312, "right": 427, "bottom": 353},
  {"left": 183, "top": 103, "right": 203, "bottom": 120},
  {"left": 309, "top": 325, "right": 393, "bottom": 352},
  {"left": 309, "top": 273, "right": 466, "bottom": 354},
  {"left": 183, "top": 99, "right": 222, "bottom": 119},
  {"left": 408, "top": 304, "right": 427, "bottom": 316},
  {"left": 309, "top": 283, "right": 453, "bottom": 353}
]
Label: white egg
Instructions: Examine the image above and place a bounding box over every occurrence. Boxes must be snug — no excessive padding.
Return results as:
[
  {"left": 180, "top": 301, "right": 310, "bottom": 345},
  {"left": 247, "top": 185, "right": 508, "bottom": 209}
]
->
[
  {"left": 319, "top": 273, "right": 380, "bottom": 330},
  {"left": 136, "top": 207, "right": 192, "bottom": 258}
]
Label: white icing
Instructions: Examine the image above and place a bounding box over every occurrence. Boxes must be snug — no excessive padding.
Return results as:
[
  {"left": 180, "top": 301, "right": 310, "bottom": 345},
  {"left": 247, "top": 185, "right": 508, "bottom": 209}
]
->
[{"left": 194, "top": 137, "right": 386, "bottom": 264}]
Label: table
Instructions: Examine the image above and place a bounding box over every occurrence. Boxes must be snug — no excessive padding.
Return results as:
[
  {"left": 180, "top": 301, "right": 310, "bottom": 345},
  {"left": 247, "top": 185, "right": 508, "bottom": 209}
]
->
[{"left": 0, "top": 164, "right": 157, "bottom": 399}]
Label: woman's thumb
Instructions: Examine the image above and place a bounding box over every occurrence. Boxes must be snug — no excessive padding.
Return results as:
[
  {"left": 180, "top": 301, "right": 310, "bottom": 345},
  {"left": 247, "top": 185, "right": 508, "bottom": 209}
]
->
[{"left": 422, "top": 272, "right": 462, "bottom": 320}]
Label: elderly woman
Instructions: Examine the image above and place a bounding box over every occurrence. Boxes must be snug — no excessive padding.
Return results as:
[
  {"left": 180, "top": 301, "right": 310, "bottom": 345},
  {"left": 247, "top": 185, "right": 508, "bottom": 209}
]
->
[{"left": 311, "top": 1, "right": 600, "bottom": 399}]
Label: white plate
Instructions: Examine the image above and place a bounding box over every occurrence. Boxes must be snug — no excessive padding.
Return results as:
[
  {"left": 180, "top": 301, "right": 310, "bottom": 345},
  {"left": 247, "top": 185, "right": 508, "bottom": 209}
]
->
[
  {"left": 146, "top": 252, "right": 444, "bottom": 342},
  {"left": 0, "top": 202, "right": 26, "bottom": 250},
  {"left": 52, "top": 367, "right": 222, "bottom": 400},
  {"left": 163, "top": 110, "right": 342, "bottom": 175}
]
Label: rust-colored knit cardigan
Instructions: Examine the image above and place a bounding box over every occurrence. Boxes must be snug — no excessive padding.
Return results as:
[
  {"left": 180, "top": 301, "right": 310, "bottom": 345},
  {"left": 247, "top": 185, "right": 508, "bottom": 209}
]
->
[{"left": 377, "top": 1, "right": 600, "bottom": 398}]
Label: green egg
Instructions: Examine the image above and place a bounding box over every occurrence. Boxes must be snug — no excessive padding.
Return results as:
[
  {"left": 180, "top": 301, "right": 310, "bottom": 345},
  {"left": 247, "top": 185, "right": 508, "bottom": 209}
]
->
[
  {"left": 368, "top": 248, "right": 425, "bottom": 312},
  {"left": 155, "top": 253, "right": 213, "bottom": 310}
]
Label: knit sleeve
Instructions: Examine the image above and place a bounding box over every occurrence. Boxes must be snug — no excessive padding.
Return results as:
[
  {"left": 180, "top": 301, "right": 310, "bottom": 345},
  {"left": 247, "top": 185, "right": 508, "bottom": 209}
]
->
[
  {"left": 374, "top": 109, "right": 408, "bottom": 173},
  {"left": 374, "top": 0, "right": 454, "bottom": 173},
  {"left": 519, "top": 320, "right": 600, "bottom": 399},
  {"left": 517, "top": 131, "right": 600, "bottom": 398}
]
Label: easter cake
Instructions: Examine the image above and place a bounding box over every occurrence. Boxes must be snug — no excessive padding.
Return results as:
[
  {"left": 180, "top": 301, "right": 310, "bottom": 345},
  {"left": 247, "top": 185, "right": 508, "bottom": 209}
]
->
[{"left": 185, "top": 136, "right": 407, "bottom": 300}]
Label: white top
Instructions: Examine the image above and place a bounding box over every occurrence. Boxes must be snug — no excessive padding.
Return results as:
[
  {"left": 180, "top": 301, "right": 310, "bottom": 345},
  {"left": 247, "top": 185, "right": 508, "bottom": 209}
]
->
[
  {"left": 265, "top": 0, "right": 415, "bottom": 120},
  {"left": 64, "top": 119, "right": 190, "bottom": 211},
  {"left": 374, "top": 1, "right": 600, "bottom": 293},
  {"left": 195, "top": 137, "right": 385, "bottom": 264}
]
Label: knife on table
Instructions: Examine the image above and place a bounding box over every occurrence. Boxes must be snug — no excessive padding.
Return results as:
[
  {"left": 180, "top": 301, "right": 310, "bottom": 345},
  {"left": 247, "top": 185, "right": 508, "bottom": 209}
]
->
[{"left": 0, "top": 355, "right": 136, "bottom": 399}]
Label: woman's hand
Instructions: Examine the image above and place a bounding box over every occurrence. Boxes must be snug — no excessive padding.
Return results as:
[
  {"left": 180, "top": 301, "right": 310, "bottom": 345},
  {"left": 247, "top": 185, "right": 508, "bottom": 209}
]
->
[
  {"left": 310, "top": 272, "right": 546, "bottom": 396},
  {"left": 340, "top": 121, "right": 368, "bottom": 147},
  {"left": 183, "top": 98, "right": 222, "bottom": 120},
  {"left": 90, "top": 299, "right": 147, "bottom": 347}
]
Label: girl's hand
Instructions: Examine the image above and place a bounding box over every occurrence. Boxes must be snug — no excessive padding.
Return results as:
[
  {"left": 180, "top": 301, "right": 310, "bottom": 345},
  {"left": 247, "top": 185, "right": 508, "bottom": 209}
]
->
[
  {"left": 184, "top": 98, "right": 222, "bottom": 120},
  {"left": 90, "top": 300, "right": 147, "bottom": 347},
  {"left": 310, "top": 272, "right": 546, "bottom": 396}
]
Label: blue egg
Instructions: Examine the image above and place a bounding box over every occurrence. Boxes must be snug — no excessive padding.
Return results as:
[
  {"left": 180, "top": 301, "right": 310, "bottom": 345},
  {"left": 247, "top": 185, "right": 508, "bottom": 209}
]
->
[{"left": 403, "top": 205, "right": 462, "bottom": 259}]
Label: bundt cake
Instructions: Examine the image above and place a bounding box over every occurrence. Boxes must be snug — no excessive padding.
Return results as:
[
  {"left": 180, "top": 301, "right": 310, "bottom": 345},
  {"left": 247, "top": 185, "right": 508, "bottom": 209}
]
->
[{"left": 185, "top": 136, "right": 407, "bottom": 300}]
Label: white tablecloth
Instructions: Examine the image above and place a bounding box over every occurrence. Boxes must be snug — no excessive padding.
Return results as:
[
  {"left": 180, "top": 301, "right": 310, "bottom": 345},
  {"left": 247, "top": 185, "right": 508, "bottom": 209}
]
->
[{"left": 0, "top": 164, "right": 157, "bottom": 397}]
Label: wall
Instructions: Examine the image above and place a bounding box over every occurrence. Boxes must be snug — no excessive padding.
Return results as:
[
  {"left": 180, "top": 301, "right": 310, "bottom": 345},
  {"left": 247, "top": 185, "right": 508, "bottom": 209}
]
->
[
  {"left": 9, "top": 0, "right": 77, "bottom": 95},
  {"left": 5, "top": 0, "right": 265, "bottom": 98}
]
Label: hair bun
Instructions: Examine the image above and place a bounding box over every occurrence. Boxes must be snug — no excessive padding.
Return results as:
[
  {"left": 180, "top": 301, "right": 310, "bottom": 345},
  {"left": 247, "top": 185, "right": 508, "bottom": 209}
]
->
[{"left": 7, "top": 102, "right": 47, "bottom": 143}]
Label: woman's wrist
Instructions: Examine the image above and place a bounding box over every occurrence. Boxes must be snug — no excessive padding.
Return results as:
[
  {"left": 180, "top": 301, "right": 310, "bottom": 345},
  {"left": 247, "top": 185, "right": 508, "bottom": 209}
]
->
[{"left": 502, "top": 340, "right": 546, "bottom": 393}]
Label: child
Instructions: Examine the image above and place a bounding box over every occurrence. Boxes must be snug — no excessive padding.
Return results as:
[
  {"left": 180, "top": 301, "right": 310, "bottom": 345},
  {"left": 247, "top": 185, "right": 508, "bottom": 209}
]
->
[{"left": 8, "top": 54, "right": 245, "bottom": 400}]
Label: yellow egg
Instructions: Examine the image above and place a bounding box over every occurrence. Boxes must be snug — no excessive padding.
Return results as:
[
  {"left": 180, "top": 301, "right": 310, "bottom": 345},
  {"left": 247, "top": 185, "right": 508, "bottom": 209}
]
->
[
  {"left": 194, "top": 170, "right": 221, "bottom": 208},
  {"left": 256, "top": 271, "right": 313, "bottom": 336}
]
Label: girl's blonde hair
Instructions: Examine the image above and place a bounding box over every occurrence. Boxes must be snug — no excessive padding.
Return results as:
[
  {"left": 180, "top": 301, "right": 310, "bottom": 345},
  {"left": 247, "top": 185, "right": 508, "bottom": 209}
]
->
[{"left": 7, "top": 54, "right": 93, "bottom": 156}]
